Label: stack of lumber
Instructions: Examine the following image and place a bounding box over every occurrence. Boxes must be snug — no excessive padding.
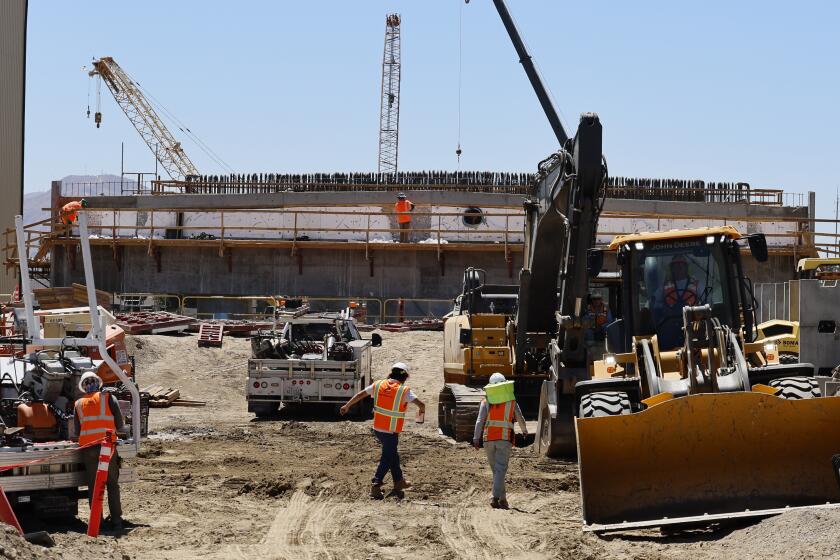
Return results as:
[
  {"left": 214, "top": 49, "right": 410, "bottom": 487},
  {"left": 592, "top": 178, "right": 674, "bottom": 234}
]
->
[
  {"left": 34, "top": 283, "right": 112, "bottom": 310},
  {"left": 142, "top": 385, "right": 206, "bottom": 408}
]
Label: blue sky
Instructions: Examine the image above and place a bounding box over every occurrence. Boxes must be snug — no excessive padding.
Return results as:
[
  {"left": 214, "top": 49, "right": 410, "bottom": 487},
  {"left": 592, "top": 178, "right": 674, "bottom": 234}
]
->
[{"left": 24, "top": 1, "right": 839, "bottom": 216}]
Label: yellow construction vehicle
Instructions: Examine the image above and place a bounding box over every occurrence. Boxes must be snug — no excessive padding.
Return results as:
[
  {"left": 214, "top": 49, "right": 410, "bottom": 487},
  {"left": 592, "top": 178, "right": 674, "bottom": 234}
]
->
[
  {"left": 575, "top": 226, "right": 840, "bottom": 531},
  {"left": 756, "top": 318, "right": 799, "bottom": 361},
  {"left": 753, "top": 258, "right": 840, "bottom": 363}
]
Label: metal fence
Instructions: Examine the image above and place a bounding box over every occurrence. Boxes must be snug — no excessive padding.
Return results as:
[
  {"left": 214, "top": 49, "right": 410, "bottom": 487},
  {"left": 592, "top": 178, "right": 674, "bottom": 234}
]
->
[{"left": 755, "top": 282, "right": 791, "bottom": 323}]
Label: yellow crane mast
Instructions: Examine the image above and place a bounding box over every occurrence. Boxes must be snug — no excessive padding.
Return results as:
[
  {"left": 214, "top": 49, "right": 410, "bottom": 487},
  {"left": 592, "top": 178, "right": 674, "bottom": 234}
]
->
[{"left": 88, "top": 56, "right": 199, "bottom": 181}]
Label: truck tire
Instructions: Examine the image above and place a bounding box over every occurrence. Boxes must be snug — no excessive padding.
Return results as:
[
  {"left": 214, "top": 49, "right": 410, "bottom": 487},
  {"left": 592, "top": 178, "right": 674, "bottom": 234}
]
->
[
  {"left": 251, "top": 402, "right": 279, "bottom": 418},
  {"left": 579, "top": 392, "right": 631, "bottom": 418},
  {"left": 768, "top": 376, "right": 819, "bottom": 399}
]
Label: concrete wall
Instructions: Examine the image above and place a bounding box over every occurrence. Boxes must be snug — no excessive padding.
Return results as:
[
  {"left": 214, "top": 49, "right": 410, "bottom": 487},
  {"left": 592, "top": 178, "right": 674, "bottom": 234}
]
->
[
  {"left": 0, "top": 0, "right": 27, "bottom": 294},
  {"left": 51, "top": 244, "right": 522, "bottom": 303}
]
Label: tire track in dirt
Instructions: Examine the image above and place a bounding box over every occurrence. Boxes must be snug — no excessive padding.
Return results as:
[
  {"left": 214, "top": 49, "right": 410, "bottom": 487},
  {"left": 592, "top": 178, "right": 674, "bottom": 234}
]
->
[{"left": 216, "top": 491, "right": 344, "bottom": 560}]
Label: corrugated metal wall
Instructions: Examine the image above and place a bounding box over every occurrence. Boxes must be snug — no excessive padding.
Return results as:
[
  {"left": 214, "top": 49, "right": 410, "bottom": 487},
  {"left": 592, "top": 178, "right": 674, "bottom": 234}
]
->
[{"left": 0, "top": 0, "right": 27, "bottom": 294}]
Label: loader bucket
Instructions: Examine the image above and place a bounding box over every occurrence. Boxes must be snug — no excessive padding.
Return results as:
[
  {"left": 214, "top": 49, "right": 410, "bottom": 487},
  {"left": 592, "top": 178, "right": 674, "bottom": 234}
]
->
[{"left": 576, "top": 392, "right": 840, "bottom": 531}]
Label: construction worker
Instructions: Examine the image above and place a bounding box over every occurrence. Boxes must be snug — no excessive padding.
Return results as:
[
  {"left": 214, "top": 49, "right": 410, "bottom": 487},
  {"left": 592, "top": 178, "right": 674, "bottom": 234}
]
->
[
  {"left": 394, "top": 193, "right": 415, "bottom": 243},
  {"left": 583, "top": 293, "right": 613, "bottom": 361},
  {"left": 60, "top": 198, "right": 88, "bottom": 225},
  {"left": 473, "top": 372, "right": 528, "bottom": 509},
  {"left": 340, "top": 362, "right": 426, "bottom": 499},
  {"left": 74, "top": 372, "right": 125, "bottom": 531},
  {"left": 663, "top": 255, "right": 699, "bottom": 308},
  {"left": 656, "top": 254, "right": 702, "bottom": 348}
]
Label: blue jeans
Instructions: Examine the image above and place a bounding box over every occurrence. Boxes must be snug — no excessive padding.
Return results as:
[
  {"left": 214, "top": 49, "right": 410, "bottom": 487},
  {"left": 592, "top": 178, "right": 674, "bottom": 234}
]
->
[
  {"left": 484, "top": 440, "right": 512, "bottom": 499},
  {"left": 372, "top": 430, "right": 403, "bottom": 484}
]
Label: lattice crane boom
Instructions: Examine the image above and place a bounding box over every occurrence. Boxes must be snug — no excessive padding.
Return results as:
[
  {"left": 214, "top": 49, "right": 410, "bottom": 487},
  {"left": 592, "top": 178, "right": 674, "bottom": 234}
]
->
[
  {"left": 377, "top": 14, "right": 402, "bottom": 175},
  {"left": 89, "top": 57, "right": 199, "bottom": 180}
]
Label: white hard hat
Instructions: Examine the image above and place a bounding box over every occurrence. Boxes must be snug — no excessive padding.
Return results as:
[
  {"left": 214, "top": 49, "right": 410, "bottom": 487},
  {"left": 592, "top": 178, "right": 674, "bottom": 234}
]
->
[
  {"left": 391, "top": 362, "right": 410, "bottom": 375},
  {"left": 489, "top": 372, "right": 506, "bottom": 385},
  {"left": 79, "top": 371, "right": 102, "bottom": 393}
]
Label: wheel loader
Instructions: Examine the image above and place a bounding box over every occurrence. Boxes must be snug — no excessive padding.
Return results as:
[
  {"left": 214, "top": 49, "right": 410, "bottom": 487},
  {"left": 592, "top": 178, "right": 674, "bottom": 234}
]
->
[{"left": 573, "top": 226, "right": 840, "bottom": 531}]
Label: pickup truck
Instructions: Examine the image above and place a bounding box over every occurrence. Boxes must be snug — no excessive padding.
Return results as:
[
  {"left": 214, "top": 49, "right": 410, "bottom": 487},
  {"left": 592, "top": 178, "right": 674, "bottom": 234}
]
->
[{"left": 246, "top": 311, "right": 382, "bottom": 417}]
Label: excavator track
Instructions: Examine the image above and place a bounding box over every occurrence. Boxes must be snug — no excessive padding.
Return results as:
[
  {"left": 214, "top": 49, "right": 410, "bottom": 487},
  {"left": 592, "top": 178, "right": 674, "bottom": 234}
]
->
[{"left": 438, "top": 384, "right": 486, "bottom": 442}]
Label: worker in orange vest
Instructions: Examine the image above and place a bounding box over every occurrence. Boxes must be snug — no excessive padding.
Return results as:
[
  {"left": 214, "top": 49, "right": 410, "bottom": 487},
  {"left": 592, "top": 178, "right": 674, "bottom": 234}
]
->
[
  {"left": 74, "top": 372, "right": 125, "bottom": 531},
  {"left": 340, "top": 362, "right": 426, "bottom": 499},
  {"left": 60, "top": 198, "right": 88, "bottom": 225},
  {"left": 394, "top": 193, "right": 415, "bottom": 242},
  {"left": 473, "top": 372, "right": 528, "bottom": 509}
]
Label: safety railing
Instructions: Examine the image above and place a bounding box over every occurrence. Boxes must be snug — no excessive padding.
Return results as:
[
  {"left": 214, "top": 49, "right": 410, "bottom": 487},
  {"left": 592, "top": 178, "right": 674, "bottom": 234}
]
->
[
  {"left": 30, "top": 207, "right": 525, "bottom": 258},
  {"left": 112, "top": 293, "right": 181, "bottom": 313},
  {"left": 60, "top": 180, "right": 154, "bottom": 198},
  {"left": 382, "top": 298, "right": 453, "bottom": 323},
  {"left": 754, "top": 283, "right": 791, "bottom": 323},
  {"left": 180, "top": 295, "right": 383, "bottom": 324}
]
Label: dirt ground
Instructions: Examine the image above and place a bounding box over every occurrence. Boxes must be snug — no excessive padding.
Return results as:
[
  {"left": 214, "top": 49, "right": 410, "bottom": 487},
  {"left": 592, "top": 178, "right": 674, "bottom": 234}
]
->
[{"left": 11, "top": 330, "right": 840, "bottom": 559}]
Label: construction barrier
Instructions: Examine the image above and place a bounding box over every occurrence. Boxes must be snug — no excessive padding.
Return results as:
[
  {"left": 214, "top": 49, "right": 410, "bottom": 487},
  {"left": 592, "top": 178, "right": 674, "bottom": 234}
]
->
[
  {"left": 113, "top": 292, "right": 181, "bottom": 313},
  {"left": 0, "top": 486, "right": 23, "bottom": 535},
  {"left": 87, "top": 430, "right": 115, "bottom": 537},
  {"left": 382, "top": 298, "right": 452, "bottom": 323},
  {"left": 182, "top": 295, "right": 383, "bottom": 325}
]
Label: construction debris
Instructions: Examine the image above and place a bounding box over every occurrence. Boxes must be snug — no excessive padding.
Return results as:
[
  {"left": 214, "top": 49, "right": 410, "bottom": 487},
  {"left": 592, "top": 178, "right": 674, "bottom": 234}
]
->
[
  {"left": 142, "top": 384, "right": 205, "bottom": 408},
  {"left": 197, "top": 323, "right": 224, "bottom": 347},
  {"left": 116, "top": 312, "right": 197, "bottom": 335},
  {"left": 188, "top": 319, "right": 274, "bottom": 336}
]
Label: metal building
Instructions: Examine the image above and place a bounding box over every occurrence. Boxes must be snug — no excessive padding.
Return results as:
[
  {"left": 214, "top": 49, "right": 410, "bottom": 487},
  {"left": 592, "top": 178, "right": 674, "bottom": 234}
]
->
[{"left": 0, "top": 0, "right": 27, "bottom": 295}]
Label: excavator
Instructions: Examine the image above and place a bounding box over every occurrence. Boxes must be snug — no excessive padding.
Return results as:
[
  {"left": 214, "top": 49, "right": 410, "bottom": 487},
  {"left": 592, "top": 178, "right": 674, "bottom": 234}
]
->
[
  {"left": 440, "top": 0, "right": 607, "bottom": 453},
  {"left": 444, "top": 0, "right": 840, "bottom": 531}
]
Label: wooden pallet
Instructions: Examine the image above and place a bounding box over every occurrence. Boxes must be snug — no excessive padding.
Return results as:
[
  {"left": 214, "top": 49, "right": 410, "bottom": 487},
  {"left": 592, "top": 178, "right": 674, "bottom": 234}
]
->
[
  {"left": 141, "top": 384, "right": 206, "bottom": 408},
  {"left": 198, "top": 323, "right": 224, "bottom": 347}
]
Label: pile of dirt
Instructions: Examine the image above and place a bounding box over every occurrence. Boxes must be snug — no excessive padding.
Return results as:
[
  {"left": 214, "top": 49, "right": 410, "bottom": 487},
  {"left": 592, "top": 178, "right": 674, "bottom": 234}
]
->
[
  {"left": 719, "top": 509, "right": 840, "bottom": 558},
  {"left": 0, "top": 526, "right": 58, "bottom": 560}
]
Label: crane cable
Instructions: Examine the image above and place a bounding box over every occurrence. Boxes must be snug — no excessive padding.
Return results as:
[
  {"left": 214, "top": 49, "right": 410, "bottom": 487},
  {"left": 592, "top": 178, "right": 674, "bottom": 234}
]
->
[
  {"left": 456, "top": 0, "right": 463, "bottom": 167},
  {"left": 133, "top": 78, "right": 235, "bottom": 174}
]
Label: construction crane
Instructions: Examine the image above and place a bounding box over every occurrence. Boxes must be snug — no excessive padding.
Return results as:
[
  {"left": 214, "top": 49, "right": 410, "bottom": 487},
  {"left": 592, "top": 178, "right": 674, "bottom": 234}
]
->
[
  {"left": 377, "top": 14, "right": 402, "bottom": 175},
  {"left": 88, "top": 57, "right": 199, "bottom": 181}
]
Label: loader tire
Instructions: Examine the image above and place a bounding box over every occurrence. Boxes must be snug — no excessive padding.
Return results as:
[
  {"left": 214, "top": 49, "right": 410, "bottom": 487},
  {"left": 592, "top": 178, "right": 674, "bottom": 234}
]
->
[
  {"left": 768, "top": 376, "right": 819, "bottom": 399},
  {"left": 779, "top": 352, "right": 799, "bottom": 365},
  {"left": 579, "top": 392, "right": 631, "bottom": 418}
]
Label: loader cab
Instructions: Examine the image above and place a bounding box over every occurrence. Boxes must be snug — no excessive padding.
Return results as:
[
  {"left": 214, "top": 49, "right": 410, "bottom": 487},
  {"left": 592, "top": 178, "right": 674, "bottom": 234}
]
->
[{"left": 607, "top": 227, "right": 760, "bottom": 354}]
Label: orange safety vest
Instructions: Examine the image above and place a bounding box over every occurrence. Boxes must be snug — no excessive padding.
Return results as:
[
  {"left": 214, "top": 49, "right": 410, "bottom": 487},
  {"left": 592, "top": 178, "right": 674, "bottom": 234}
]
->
[
  {"left": 664, "top": 278, "right": 698, "bottom": 307},
  {"left": 483, "top": 400, "right": 516, "bottom": 443},
  {"left": 372, "top": 379, "right": 410, "bottom": 433},
  {"left": 61, "top": 201, "right": 83, "bottom": 224},
  {"left": 587, "top": 303, "right": 609, "bottom": 328},
  {"left": 394, "top": 200, "right": 413, "bottom": 224},
  {"left": 75, "top": 391, "right": 116, "bottom": 446}
]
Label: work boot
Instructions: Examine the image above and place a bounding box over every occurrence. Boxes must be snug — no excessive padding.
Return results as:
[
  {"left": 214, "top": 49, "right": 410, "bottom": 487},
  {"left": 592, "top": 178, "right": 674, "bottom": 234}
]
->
[
  {"left": 497, "top": 498, "right": 509, "bottom": 510},
  {"left": 370, "top": 483, "right": 384, "bottom": 500},
  {"left": 110, "top": 517, "right": 124, "bottom": 531},
  {"left": 490, "top": 497, "right": 500, "bottom": 509},
  {"left": 393, "top": 479, "right": 412, "bottom": 491}
]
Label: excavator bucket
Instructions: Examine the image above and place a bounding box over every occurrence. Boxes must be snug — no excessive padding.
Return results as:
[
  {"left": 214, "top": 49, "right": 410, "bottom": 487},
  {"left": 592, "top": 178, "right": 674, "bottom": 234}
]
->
[{"left": 576, "top": 392, "right": 840, "bottom": 531}]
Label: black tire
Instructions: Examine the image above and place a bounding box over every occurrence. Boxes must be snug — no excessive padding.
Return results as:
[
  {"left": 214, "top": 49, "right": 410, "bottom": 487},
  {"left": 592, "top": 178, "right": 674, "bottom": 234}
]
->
[
  {"left": 768, "top": 376, "right": 819, "bottom": 399},
  {"left": 579, "top": 392, "right": 632, "bottom": 418},
  {"left": 252, "top": 402, "right": 279, "bottom": 418},
  {"left": 779, "top": 352, "right": 799, "bottom": 365}
]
